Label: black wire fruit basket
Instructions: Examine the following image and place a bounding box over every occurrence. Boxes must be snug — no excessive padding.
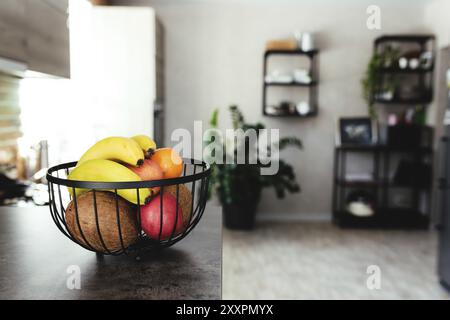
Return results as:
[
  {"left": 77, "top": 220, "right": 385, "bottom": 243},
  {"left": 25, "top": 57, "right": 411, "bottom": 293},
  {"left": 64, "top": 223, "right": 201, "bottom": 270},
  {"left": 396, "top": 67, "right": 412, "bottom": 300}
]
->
[{"left": 46, "top": 159, "right": 210, "bottom": 259}]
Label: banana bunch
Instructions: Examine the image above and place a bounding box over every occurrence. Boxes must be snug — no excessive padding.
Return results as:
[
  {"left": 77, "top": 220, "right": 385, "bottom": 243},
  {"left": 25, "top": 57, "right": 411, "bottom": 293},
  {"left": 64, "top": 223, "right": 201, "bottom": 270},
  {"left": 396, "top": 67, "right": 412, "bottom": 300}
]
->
[
  {"left": 77, "top": 137, "right": 145, "bottom": 167},
  {"left": 132, "top": 135, "right": 157, "bottom": 158},
  {"left": 69, "top": 135, "right": 157, "bottom": 204},
  {"left": 68, "top": 159, "right": 151, "bottom": 205}
]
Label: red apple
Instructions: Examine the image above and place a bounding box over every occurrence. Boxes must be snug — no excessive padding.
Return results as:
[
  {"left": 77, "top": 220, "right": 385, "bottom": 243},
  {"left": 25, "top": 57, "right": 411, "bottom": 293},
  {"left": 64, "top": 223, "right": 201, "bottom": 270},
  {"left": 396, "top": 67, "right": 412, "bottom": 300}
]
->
[
  {"left": 126, "top": 159, "right": 163, "bottom": 195},
  {"left": 140, "top": 192, "right": 185, "bottom": 240}
]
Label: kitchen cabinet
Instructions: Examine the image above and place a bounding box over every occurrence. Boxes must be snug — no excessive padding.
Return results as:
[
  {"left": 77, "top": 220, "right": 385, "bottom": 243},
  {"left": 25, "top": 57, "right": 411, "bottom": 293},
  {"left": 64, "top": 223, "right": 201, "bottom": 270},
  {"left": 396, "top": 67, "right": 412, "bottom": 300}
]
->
[
  {"left": 25, "top": 0, "right": 70, "bottom": 78},
  {"left": 0, "top": 0, "right": 70, "bottom": 78},
  {"left": 0, "top": 0, "right": 27, "bottom": 62},
  {"left": 42, "top": 0, "right": 69, "bottom": 14},
  {"left": 75, "top": 7, "right": 164, "bottom": 141}
]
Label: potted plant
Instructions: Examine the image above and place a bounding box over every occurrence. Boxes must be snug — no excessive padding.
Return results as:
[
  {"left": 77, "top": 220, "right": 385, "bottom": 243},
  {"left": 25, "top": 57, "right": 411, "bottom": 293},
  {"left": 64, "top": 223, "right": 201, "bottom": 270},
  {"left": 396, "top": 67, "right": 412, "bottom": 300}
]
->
[
  {"left": 206, "top": 105, "right": 302, "bottom": 230},
  {"left": 361, "top": 46, "right": 400, "bottom": 119}
]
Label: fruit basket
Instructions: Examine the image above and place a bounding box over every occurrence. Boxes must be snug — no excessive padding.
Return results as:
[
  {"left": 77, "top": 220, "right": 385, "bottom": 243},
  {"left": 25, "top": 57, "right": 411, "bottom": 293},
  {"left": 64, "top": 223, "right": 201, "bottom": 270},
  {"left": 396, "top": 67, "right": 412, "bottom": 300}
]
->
[{"left": 46, "top": 158, "right": 210, "bottom": 258}]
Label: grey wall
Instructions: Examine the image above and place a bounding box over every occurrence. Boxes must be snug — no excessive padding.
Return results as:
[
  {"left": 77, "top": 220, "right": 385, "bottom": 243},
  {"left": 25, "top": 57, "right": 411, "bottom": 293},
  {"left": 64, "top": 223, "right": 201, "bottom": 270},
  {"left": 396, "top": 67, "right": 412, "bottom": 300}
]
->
[{"left": 111, "top": 0, "right": 431, "bottom": 218}]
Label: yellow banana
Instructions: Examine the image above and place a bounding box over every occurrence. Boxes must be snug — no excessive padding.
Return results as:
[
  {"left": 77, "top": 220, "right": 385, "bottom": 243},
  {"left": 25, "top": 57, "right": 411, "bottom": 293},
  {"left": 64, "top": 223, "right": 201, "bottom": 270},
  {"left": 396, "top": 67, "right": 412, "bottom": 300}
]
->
[
  {"left": 131, "top": 135, "right": 157, "bottom": 158},
  {"left": 68, "top": 159, "right": 151, "bottom": 205},
  {"left": 78, "top": 137, "right": 144, "bottom": 167}
]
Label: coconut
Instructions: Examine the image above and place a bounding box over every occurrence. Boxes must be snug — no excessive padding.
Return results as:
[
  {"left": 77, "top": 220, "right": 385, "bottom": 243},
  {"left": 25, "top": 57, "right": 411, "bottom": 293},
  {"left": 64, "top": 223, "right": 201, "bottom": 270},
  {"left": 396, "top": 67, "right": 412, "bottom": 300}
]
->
[
  {"left": 65, "top": 191, "right": 139, "bottom": 253},
  {"left": 165, "top": 184, "right": 193, "bottom": 226}
]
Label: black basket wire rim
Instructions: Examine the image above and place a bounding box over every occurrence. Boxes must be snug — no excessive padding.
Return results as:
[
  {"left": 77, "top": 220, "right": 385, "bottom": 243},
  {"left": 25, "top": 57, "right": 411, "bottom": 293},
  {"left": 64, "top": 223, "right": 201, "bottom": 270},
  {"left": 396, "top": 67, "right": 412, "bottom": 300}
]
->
[{"left": 46, "top": 158, "right": 211, "bottom": 257}]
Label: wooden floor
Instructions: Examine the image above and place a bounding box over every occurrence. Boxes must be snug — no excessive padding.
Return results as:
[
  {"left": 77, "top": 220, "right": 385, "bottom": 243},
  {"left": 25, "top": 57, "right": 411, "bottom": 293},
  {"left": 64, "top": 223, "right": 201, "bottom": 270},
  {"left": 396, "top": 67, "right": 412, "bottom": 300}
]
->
[{"left": 223, "top": 222, "right": 449, "bottom": 299}]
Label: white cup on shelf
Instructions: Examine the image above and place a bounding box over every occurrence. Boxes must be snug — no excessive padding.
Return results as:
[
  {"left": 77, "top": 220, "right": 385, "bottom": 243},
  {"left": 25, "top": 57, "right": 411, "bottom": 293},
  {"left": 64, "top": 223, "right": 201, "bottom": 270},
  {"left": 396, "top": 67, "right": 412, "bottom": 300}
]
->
[
  {"left": 301, "top": 32, "right": 314, "bottom": 52},
  {"left": 296, "top": 101, "right": 310, "bottom": 115}
]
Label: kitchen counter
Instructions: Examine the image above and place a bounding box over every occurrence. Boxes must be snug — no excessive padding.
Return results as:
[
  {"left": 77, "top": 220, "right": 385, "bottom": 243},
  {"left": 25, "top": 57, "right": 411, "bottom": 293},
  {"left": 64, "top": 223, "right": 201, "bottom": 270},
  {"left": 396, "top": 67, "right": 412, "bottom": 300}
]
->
[{"left": 0, "top": 204, "right": 222, "bottom": 299}]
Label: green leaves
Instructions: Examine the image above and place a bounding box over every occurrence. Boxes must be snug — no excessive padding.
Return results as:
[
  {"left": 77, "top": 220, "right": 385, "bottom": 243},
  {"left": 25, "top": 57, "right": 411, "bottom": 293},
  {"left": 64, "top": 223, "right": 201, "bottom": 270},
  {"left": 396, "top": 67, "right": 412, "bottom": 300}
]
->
[
  {"left": 207, "top": 105, "right": 302, "bottom": 206},
  {"left": 229, "top": 105, "right": 245, "bottom": 130},
  {"left": 260, "top": 160, "right": 300, "bottom": 199},
  {"left": 210, "top": 109, "right": 219, "bottom": 128},
  {"left": 361, "top": 53, "right": 382, "bottom": 119}
]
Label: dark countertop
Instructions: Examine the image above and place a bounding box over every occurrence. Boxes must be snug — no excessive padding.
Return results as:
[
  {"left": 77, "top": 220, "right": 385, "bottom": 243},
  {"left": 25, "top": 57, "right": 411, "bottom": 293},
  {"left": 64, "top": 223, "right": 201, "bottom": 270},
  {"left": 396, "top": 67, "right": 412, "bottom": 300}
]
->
[{"left": 0, "top": 203, "right": 222, "bottom": 299}]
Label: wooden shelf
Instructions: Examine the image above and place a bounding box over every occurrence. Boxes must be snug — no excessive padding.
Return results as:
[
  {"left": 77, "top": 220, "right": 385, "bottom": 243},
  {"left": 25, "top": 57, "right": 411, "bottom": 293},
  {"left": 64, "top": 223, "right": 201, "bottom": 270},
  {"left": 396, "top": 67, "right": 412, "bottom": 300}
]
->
[
  {"left": 336, "top": 179, "right": 430, "bottom": 190},
  {"left": 264, "top": 81, "right": 317, "bottom": 87},
  {"left": 375, "top": 34, "right": 435, "bottom": 45},
  {"left": 264, "top": 49, "right": 318, "bottom": 57},
  {"left": 374, "top": 95, "right": 433, "bottom": 105},
  {"left": 372, "top": 34, "right": 435, "bottom": 107},
  {"left": 335, "top": 179, "right": 379, "bottom": 188},
  {"left": 262, "top": 49, "right": 319, "bottom": 117},
  {"left": 336, "top": 144, "right": 432, "bottom": 154},
  {"left": 378, "top": 66, "right": 434, "bottom": 74},
  {"left": 263, "top": 109, "right": 317, "bottom": 118}
]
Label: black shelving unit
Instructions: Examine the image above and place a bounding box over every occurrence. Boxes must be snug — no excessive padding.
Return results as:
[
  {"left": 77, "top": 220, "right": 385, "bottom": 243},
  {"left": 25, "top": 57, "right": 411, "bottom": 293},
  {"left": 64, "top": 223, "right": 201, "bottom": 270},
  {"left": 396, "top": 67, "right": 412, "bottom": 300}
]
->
[
  {"left": 378, "top": 66, "right": 434, "bottom": 74},
  {"left": 332, "top": 144, "right": 433, "bottom": 229},
  {"left": 373, "top": 34, "right": 436, "bottom": 105},
  {"left": 375, "top": 95, "right": 433, "bottom": 105},
  {"left": 262, "top": 49, "right": 319, "bottom": 117},
  {"left": 374, "top": 35, "right": 434, "bottom": 45}
]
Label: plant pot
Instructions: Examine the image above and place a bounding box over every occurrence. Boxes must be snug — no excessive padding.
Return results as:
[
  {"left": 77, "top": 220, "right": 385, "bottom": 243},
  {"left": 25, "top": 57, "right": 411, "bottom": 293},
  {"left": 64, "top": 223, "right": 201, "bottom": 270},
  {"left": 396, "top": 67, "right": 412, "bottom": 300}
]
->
[{"left": 223, "top": 202, "right": 258, "bottom": 230}]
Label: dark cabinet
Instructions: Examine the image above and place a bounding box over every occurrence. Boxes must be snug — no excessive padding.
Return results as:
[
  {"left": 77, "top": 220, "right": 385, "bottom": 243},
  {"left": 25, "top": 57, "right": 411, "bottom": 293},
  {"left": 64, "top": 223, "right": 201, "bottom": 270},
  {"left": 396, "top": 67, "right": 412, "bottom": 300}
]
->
[
  {"left": 437, "top": 46, "right": 450, "bottom": 291},
  {"left": 438, "top": 134, "right": 450, "bottom": 290}
]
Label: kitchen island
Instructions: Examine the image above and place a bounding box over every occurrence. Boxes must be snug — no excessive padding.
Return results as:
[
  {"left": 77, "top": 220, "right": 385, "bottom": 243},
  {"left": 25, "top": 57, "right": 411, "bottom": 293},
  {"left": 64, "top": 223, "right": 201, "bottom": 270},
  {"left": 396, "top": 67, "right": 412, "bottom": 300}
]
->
[{"left": 0, "top": 204, "right": 221, "bottom": 299}]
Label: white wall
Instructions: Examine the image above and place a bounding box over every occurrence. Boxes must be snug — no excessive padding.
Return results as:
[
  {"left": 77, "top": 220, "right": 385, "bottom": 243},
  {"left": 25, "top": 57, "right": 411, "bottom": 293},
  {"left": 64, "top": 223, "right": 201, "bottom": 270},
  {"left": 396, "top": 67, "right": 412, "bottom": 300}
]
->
[
  {"left": 424, "top": 0, "right": 450, "bottom": 48},
  {"left": 113, "top": 0, "right": 431, "bottom": 217},
  {"left": 20, "top": 3, "right": 157, "bottom": 166}
]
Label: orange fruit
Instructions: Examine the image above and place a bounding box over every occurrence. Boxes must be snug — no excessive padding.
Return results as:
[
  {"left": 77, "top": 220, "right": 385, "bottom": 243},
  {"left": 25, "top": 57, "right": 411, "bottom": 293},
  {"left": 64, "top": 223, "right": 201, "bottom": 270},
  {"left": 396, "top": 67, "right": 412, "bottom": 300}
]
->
[{"left": 151, "top": 148, "right": 183, "bottom": 179}]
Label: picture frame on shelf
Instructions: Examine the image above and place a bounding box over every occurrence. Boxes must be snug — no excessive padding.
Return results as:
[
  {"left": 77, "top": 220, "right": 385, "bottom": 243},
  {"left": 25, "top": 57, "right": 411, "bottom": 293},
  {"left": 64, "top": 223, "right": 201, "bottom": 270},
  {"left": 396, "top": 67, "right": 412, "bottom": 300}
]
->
[{"left": 336, "top": 117, "right": 377, "bottom": 146}]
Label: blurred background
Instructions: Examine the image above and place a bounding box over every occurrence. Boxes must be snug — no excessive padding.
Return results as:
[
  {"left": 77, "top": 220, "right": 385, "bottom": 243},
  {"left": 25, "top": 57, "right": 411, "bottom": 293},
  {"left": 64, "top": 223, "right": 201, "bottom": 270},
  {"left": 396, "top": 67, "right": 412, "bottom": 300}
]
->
[{"left": 1, "top": 0, "right": 450, "bottom": 299}]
